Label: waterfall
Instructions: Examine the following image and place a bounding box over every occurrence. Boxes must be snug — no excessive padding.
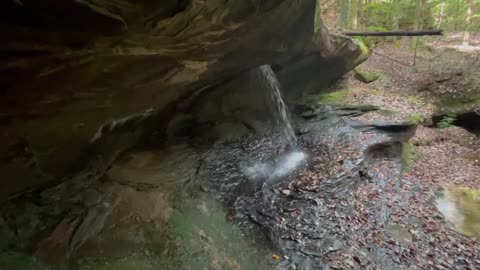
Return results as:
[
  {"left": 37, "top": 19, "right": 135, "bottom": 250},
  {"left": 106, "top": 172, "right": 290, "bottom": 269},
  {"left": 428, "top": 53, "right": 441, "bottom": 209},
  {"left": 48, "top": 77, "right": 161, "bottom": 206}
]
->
[{"left": 258, "top": 65, "right": 297, "bottom": 145}]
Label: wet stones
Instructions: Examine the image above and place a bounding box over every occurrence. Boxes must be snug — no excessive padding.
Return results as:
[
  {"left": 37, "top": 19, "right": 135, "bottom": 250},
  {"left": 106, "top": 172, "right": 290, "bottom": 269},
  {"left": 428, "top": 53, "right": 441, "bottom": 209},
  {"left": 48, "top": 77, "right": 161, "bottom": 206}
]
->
[
  {"left": 107, "top": 144, "right": 198, "bottom": 190},
  {"left": 354, "top": 69, "right": 381, "bottom": 83},
  {"left": 386, "top": 224, "right": 413, "bottom": 244},
  {"left": 214, "top": 122, "right": 250, "bottom": 142}
]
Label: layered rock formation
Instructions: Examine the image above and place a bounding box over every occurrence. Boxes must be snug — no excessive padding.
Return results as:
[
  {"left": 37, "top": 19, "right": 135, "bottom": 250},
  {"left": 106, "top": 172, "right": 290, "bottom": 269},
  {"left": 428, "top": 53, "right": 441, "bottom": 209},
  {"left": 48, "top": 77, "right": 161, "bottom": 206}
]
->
[{"left": 0, "top": 0, "right": 365, "bottom": 199}]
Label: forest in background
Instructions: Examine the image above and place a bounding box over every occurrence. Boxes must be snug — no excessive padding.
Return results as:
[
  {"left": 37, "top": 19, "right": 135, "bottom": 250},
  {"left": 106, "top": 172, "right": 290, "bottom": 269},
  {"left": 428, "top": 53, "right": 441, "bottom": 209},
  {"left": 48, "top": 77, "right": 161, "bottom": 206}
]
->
[{"left": 322, "top": 0, "right": 480, "bottom": 46}]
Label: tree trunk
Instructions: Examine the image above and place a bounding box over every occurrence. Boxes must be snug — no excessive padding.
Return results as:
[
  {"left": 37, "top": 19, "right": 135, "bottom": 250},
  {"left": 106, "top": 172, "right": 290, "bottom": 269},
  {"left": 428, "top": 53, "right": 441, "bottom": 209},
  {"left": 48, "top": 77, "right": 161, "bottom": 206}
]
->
[
  {"left": 454, "top": 0, "right": 460, "bottom": 30},
  {"left": 462, "top": 0, "right": 472, "bottom": 46},
  {"left": 391, "top": 0, "right": 400, "bottom": 31},
  {"left": 420, "top": 0, "right": 426, "bottom": 30},
  {"left": 358, "top": 0, "right": 364, "bottom": 30},
  {"left": 391, "top": 0, "right": 400, "bottom": 41},
  {"left": 437, "top": 2, "right": 445, "bottom": 29},
  {"left": 338, "top": 0, "right": 351, "bottom": 29},
  {"left": 350, "top": 0, "right": 359, "bottom": 30},
  {"left": 410, "top": 0, "right": 424, "bottom": 50}
]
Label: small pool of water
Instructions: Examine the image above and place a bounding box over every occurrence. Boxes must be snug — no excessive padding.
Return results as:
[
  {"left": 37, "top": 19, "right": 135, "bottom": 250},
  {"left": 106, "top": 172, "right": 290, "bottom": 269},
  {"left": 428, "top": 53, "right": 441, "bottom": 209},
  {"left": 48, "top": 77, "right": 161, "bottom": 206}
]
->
[{"left": 436, "top": 187, "right": 480, "bottom": 238}]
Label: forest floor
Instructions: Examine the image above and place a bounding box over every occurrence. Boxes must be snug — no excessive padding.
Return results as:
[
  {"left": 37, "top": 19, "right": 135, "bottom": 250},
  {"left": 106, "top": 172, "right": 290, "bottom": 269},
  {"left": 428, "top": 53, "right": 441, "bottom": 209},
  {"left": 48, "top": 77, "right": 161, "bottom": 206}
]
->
[{"left": 324, "top": 36, "right": 480, "bottom": 268}]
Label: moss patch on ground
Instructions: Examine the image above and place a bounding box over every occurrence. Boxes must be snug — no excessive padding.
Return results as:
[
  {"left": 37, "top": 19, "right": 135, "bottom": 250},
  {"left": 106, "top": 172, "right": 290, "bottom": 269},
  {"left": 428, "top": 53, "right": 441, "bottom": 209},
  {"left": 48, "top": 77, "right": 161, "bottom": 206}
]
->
[
  {"left": 406, "top": 113, "right": 426, "bottom": 124},
  {"left": 401, "top": 142, "right": 419, "bottom": 172},
  {"left": 439, "top": 95, "right": 480, "bottom": 114},
  {"left": 312, "top": 89, "right": 351, "bottom": 105},
  {"left": 405, "top": 95, "right": 422, "bottom": 105},
  {"left": 160, "top": 192, "right": 270, "bottom": 270},
  {"left": 354, "top": 69, "right": 381, "bottom": 83},
  {"left": 378, "top": 109, "right": 398, "bottom": 116}
]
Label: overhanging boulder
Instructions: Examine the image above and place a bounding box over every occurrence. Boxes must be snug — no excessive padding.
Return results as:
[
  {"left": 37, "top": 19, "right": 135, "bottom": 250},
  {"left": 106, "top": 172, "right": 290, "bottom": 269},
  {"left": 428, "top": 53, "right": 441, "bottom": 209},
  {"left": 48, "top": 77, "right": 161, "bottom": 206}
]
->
[{"left": 0, "top": 0, "right": 365, "bottom": 199}]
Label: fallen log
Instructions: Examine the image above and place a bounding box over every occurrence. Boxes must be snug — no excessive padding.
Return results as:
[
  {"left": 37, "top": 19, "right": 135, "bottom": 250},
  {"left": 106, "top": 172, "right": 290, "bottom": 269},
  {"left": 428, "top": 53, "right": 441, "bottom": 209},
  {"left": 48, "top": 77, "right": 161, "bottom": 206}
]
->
[{"left": 344, "top": 30, "right": 443, "bottom": 37}]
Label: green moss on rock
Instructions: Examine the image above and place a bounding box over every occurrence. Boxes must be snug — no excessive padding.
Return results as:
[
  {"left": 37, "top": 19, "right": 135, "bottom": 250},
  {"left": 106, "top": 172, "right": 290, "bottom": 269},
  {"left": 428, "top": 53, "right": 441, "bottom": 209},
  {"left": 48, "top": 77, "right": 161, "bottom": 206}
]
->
[
  {"left": 354, "top": 69, "right": 380, "bottom": 83},
  {"left": 401, "top": 142, "right": 418, "bottom": 172},
  {"left": 314, "top": 90, "right": 350, "bottom": 105},
  {"left": 406, "top": 113, "right": 426, "bottom": 124},
  {"left": 352, "top": 39, "right": 371, "bottom": 66},
  {"left": 439, "top": 95, "right": 480, "bottom": 114}
]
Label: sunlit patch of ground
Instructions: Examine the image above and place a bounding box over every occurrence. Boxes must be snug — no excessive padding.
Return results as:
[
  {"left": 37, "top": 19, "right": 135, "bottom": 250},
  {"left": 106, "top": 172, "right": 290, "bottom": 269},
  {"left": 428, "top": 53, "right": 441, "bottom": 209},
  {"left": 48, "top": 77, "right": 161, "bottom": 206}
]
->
[{"left": 436, "top": 187, "right": 480, "bottom": 238}]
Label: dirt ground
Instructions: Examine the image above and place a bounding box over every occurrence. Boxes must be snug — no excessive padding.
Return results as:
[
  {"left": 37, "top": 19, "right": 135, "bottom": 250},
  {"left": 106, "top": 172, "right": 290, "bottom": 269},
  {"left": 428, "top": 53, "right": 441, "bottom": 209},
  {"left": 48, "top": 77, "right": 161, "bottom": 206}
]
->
[{"left": 326, "top": 36, "right": 480, "bottom": 268}]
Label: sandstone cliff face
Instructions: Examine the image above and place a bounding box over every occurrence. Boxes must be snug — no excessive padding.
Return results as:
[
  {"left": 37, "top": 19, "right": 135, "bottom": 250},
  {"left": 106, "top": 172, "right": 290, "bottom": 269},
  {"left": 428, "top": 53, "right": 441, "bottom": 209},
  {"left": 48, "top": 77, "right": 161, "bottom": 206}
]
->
[{"left": 0, "top": 0, "right": 363, "bottom": 199}]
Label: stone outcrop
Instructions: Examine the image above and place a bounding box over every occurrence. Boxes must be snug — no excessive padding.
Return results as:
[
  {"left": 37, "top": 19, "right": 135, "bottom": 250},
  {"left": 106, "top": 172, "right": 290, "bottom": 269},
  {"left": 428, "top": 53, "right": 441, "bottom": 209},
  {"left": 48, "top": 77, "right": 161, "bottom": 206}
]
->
[{"left": 0, "top": 0, "right": 364, "bottom": 199}]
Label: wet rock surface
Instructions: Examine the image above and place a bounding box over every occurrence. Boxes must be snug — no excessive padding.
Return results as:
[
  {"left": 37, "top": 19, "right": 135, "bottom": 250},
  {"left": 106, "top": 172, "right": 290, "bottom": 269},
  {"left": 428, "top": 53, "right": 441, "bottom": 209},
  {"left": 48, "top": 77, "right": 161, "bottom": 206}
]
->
[
  {"left": 2, "top": 99, "right": 480, "bottom": 269},
  {"left": 0, "top": 101, "right": 413, "bottom": 268},
  {"left": 225, "top": 106, "right": 415, "bottom": 269}
]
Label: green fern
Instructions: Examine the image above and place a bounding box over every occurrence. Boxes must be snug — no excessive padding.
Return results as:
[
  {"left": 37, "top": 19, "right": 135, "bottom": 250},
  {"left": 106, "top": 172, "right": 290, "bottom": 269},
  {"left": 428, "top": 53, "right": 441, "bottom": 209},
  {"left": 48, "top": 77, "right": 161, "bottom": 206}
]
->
[{"left": 438, "top": 114, "right": 457, "bottom": 128}]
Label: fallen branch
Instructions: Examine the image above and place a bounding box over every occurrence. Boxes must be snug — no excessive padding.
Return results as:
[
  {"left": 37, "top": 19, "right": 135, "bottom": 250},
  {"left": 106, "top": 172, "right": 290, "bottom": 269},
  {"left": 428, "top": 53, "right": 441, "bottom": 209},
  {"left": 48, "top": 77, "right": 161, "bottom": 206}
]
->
[{"left": 344, "top": 30, "right": 443, "bottom": 37}]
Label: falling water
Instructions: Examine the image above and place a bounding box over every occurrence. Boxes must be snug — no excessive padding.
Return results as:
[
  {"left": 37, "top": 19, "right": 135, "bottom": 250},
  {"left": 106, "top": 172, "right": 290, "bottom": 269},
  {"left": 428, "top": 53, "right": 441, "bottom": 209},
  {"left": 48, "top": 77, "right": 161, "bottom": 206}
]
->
[{"left": 258, "top": 65, "right": 297, "bottom": 145}]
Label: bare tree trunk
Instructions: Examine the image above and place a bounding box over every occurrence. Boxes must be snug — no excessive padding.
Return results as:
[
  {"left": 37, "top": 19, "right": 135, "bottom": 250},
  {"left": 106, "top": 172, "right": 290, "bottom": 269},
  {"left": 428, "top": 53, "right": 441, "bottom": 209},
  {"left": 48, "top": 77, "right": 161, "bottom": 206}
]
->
[
  {"left": 437, "top": 2, "right": 445, "bottom": 29},
  {"left": 414, "top": 0, "right": 421, "bottom": 31},
  {"left": 419, "top": 0, "right": 426, "bottom": 30},
  {"left": 337, "top": 0, "right": 351, "bottom": 29},
  {"left": 391, "top": 0, "right": 400, "bottom": 41},
  {"left": 350, "top": 0, "right": 359, "bottom": 30},
  {"left": 391, "top": 0, "right": 400, "bottom": 30},
  {"left": 454, "top": 0, "right": 460, "bottom": 30},
  {"left": 359, "top": 0, "right": 364, "bottom": 30},
  {"left": 463, "top": 0, "right": 472, "bottom": 46},
  {"left": 410, "top": 0, "right": 426, "bottom": 50}
]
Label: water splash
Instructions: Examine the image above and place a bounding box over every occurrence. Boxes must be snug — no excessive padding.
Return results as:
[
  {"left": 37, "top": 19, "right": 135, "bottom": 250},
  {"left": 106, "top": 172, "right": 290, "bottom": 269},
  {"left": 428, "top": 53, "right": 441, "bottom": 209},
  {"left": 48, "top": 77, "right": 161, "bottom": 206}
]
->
[
  {"left": 271, "top": 151, "right": 307, "bottom": 179},
  {"left": 258, "top": 65, "right": 297, "bottom": 145},
  {"left": 242, "top": 151, "right": 307, "bottom": 182}
]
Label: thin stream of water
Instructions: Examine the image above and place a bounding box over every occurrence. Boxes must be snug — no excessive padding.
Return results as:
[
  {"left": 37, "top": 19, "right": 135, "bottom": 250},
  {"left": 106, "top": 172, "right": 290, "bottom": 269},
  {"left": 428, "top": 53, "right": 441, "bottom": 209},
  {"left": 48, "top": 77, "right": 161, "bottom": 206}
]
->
[
  {"left": 255, "top": 65, "right": 301, "bottom": 209},
  {"left": 258, "top": 65, "right": 297, "bottom": 145}
]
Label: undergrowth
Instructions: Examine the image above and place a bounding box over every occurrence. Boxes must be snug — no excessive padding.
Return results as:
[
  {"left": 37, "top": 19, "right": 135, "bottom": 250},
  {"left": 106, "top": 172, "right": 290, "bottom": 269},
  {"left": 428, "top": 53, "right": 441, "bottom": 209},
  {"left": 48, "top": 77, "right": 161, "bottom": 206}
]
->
[
  {"left": 438, "top": 114, "right": 457, "bottom": 128},
  {"left": 406, "top": 113, "right": 425, "bottom": 124}
]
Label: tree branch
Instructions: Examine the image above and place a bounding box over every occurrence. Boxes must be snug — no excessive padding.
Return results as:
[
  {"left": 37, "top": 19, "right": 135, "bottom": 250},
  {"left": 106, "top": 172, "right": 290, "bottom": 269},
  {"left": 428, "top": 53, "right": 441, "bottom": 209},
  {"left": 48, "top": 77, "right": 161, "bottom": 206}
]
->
[{"left": 344, "top": 30, "right": 443, "bottom": 36}]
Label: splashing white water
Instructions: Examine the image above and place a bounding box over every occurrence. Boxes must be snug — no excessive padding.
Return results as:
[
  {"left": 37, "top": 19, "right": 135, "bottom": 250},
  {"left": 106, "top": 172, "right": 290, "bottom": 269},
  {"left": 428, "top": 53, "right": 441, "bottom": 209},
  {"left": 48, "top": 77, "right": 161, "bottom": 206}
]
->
[
  {"left": 242, "top": 151, "right": 307, "bottom": 181},
  {"left": 272, "top": 151, "right": 306, "bottom": 178},
  {"left": 258, "top": 65, "right": 297, "bottom": 144}
]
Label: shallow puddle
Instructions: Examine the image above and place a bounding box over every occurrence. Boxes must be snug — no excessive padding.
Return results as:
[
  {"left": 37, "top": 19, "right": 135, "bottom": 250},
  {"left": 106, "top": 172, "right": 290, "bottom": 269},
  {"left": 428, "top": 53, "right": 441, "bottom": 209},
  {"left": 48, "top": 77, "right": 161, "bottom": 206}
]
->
[{"left": 436, "top": 187, "right": 480, "bottom": 238}]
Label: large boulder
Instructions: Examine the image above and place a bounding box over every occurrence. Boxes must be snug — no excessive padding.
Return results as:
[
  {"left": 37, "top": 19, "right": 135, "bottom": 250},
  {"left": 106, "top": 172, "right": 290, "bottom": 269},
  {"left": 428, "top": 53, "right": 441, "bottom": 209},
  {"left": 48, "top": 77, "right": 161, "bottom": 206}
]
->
[{"left": 0, "top": 0, "right": 364, "bottom": 199}]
